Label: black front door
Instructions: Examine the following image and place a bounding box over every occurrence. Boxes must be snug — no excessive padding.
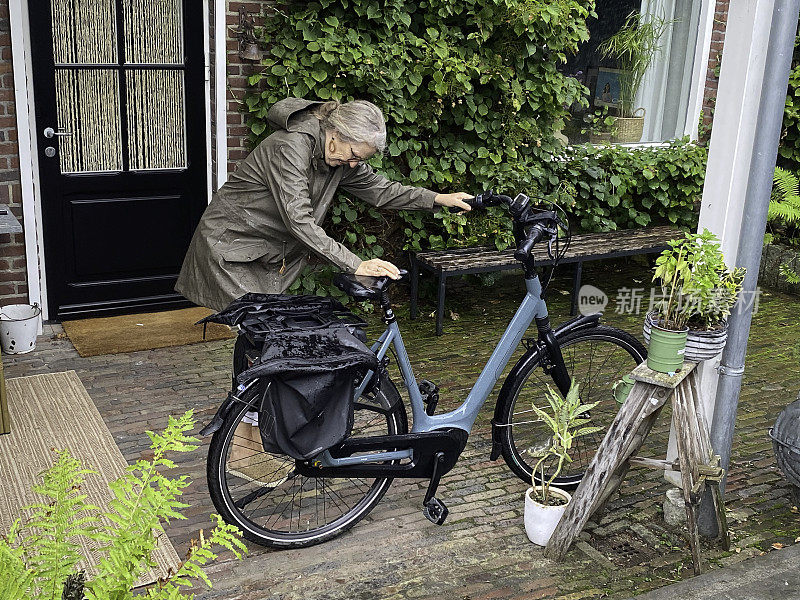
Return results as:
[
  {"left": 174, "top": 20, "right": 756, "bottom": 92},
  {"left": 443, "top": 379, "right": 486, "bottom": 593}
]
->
[{"left": 29, "top": 0, "right": 207, "bottom": 319}]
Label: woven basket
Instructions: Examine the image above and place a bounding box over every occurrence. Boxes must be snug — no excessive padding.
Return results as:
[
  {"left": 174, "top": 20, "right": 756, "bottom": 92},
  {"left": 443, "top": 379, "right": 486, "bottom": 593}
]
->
[{"left": 612, "top": 108, "right": 645, "bottom": 143}]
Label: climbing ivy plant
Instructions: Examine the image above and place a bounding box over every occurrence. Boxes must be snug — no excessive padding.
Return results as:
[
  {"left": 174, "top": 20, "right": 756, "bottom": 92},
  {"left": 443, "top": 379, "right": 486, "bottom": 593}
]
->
[
  {"left": 246, "top": 0, "right": 594, "bottom": 186},
  {"left": 779, "top": 30, "right": 800, "bottom": 172},
  {"left": 242, "top": 0, "right": 705, "bottom": 296}
]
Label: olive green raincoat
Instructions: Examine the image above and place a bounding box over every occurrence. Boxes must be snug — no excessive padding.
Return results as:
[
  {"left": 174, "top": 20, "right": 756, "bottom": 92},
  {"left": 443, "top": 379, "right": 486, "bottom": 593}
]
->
[{"left": 175, "top": 98, "right": 437, "bottom": 311}]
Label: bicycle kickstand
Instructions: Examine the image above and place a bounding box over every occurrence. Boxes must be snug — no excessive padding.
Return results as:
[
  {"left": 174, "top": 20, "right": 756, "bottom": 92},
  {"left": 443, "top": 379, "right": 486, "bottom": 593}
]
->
[{"left": 422, "top": 452, "right": 449, "bottom": 525}]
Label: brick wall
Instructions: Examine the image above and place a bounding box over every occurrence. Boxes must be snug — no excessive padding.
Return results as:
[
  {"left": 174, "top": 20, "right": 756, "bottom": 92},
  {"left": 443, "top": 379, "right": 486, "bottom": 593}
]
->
[
  {"left": 0, "top": 0, "right": 28, "bottom": 307},
  {"left": 222, "top": 1, "right": 270, "bottom": 178},
  {"left": 701, "top": 0, "right": 731, "bottom": 132}
]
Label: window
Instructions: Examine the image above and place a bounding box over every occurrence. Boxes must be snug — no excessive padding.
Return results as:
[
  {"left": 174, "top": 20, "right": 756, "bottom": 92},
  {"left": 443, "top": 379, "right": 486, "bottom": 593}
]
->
[{"left": 561, "top": 0, "right": 704, "bottom": 145}]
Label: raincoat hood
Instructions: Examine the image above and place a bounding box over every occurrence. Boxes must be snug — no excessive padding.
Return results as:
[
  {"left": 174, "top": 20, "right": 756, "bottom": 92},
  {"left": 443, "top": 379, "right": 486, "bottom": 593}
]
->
[{"left": 266, "top": 98, "right": 325, "bottom": 133}]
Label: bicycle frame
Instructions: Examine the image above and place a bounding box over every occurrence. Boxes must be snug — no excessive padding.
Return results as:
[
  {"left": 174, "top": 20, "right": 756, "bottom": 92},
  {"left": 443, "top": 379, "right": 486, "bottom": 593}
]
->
[{"left": 318, "top": 275, "right": 550, "bottom": 468}]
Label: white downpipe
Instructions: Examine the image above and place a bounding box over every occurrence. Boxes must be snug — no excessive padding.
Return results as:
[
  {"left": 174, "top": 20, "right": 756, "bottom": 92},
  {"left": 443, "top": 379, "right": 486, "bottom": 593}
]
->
[
  {"left": 215, "top": 0, "right": 228, "bottom": 191},
  {"left": 8, "top": 0, "right": 47, "bottom": 326}
]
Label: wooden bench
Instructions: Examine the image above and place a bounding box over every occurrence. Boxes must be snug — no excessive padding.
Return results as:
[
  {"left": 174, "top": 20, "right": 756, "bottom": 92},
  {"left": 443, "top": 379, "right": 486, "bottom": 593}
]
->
[{"left": 409, "top": 226, "right": 679, "bottom": 335}]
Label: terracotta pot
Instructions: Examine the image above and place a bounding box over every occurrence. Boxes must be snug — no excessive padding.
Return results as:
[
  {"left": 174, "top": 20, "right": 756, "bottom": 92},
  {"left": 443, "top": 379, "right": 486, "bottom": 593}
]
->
[{"left": 589, "top": 132, "right": 614, "bottom": 144}]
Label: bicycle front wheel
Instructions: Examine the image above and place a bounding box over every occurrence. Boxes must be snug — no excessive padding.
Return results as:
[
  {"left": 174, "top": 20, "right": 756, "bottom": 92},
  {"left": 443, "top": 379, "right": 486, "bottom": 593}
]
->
[
  {"left": 497, "top": 325, "right": 646, "bottom": 490},
  {"left": 207, "top": 376, "right": 408, "bottom": 549}
]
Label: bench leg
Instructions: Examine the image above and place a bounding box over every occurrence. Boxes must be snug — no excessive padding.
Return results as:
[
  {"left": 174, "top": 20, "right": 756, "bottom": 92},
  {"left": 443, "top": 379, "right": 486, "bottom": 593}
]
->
[
  {"left": 410, "top": 254, "right": 419, "bottom": 320},
  {"left": 436, "top": 273, "right": 446, "bottom": 336},
  {"left": 570, "top": 261, "right": 583, "bottom": 316}
]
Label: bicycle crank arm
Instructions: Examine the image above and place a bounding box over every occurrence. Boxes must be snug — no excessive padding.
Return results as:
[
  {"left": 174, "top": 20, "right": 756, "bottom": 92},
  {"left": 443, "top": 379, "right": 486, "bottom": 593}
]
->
[{"left": 295, "top": 428, "right": 468, "bottom": 479}]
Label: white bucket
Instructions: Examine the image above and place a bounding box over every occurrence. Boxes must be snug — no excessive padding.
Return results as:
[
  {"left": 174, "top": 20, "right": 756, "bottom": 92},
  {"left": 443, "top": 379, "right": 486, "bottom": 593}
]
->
[{"left": 0, "top": 303, "right": 41, "bottom": 354}]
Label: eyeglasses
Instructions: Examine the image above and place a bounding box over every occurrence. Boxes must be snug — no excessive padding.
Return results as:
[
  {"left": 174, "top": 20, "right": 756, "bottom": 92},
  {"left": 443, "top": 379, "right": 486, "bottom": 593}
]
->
[
  {"left": 344, "top": 145, "right": 369, "bottom": 165},
  {"left": 332, "top": 136, "right": 371, "bottom": 166}
]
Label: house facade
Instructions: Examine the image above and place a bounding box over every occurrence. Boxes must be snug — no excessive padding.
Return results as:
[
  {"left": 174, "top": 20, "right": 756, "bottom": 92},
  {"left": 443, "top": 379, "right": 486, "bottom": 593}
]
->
[{"left": 0, "top": 0, "right": 729, "bottom": 321}]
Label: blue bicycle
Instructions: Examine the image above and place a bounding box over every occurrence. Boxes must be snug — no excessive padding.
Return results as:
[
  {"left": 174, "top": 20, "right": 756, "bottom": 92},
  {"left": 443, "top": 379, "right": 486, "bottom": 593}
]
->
[{"left": 205, "top": 190, "right": 647, "bottom": 548}]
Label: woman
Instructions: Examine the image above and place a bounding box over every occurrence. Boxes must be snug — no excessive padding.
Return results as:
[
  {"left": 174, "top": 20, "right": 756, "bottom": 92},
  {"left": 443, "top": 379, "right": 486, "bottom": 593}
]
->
[{"left": 176, "top": 97, "right": 473, "bottom": 311}]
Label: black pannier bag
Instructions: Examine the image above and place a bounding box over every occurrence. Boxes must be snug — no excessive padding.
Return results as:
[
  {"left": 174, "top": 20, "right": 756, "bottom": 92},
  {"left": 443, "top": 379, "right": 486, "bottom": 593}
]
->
[{"left": 201, "top": 293, "right": 378, "bottom": 460}]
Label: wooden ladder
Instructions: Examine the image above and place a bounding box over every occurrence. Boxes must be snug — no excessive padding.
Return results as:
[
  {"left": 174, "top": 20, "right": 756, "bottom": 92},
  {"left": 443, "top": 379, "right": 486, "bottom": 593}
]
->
[{"left": 544, "top": 362, "right": 730, "bottom": 574}]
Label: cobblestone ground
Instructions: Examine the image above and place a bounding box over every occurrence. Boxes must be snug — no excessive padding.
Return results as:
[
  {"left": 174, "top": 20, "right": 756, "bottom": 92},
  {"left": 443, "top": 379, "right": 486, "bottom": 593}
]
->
[{"left": 3, "top": 258, "right": 799, "bottom": 600}]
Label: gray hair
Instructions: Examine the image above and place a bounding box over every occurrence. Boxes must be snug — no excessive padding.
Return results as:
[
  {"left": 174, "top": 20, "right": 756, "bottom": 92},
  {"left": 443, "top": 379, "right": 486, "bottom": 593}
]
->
[{"left": 314, "top": 100, "right": 387, "bottom": 153}]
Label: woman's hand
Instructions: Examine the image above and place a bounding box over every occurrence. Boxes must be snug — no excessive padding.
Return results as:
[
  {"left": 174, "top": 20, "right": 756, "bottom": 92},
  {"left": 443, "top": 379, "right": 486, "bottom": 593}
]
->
[
  {"left": 434, "top": 192, "right": 474, "bottom": 213},
  {"left": 355, "top": 258, "right": 402, "bottom": 279}
]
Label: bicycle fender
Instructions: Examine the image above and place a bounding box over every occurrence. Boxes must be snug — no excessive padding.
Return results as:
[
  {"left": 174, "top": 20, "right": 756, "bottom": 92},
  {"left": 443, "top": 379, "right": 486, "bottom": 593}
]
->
[
  {"left": 552, "top": 312, "right": 602, "bottom": 338},
  {"left": 199, "top": 394, "right": 241, "bottom": 437}
]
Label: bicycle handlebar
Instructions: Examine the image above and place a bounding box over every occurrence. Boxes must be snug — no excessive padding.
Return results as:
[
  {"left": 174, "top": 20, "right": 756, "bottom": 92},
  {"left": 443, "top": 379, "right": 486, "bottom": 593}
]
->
[
  {"left": 467, "top": 189, "right": 561, "bottom": 260},
  {"left": 514, "top": 225, "right": 546, "bottom": 261}
]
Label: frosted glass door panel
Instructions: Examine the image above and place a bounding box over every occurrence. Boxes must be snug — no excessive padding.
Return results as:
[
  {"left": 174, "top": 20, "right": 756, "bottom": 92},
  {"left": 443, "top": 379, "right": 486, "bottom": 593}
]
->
[
  {"left": 51, "top": 0, "right": 117, "bottom": 64},
  {"left": 55, "top": 70, "right": 123, "bottom": 173},
  {"left": 124, "top": 0, "right": 184, "bottom": 64},
  {"left": 126, "top": 70, "right": 187, "bottom": 170}
]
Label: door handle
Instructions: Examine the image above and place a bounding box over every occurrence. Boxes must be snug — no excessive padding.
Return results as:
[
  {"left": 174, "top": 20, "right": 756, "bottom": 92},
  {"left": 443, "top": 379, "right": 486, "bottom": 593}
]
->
[{"left": 43, "top": 127, "right": 72, "bottom": 138}]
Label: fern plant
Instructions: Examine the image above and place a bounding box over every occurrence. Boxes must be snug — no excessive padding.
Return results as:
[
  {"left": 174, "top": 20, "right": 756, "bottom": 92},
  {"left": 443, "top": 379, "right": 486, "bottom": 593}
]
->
[
  {"left": 0, "top": 411, "right": 247, "bottom": 600},
  {"left": 771, "top": 167, "right": 800, "bottom": 231},
  {"left": 529, "top": 383, "right": 603, "bottom": 505},
  {"left": 768, "top": 167, "right": 800, "bottom": 284}
]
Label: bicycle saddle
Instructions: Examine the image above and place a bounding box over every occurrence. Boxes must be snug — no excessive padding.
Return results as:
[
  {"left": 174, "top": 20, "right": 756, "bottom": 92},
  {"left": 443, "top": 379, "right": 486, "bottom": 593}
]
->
[{"left": 333, "top": 269, "right": 408, "bottom": 300}]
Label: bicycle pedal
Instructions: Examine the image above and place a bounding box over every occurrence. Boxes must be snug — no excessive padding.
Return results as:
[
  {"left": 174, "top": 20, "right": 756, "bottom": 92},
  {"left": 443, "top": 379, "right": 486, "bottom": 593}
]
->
[
  {"left": 418, "top": 380, "right": 440, "bottom": 416},
  {"left": 422, "top": 497, "right": 449, "bottom": 525}
]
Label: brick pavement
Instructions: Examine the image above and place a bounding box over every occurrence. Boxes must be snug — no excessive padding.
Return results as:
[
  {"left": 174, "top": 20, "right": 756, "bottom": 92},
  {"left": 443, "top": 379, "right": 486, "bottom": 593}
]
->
[{"left": 2, "top": 259, "right": 799, "bottom": 599}]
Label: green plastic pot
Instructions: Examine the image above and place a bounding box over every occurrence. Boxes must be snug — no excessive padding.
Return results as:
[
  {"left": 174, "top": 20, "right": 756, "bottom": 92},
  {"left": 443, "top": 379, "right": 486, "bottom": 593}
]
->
[
  {"left": 646, "top": 321, "right": 688, "bottom": 374},
  {"left": 612, "top": 375, "right": 635, "bottom": 404}
]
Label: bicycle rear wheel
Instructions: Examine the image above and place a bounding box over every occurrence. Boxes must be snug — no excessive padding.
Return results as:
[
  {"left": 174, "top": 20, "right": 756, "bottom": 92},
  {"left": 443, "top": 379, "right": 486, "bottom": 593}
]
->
[
  {"left": 496, "top": 325, "right": 646, "bottom": 490},
  {"left": 207, "top": 376, "right": 408, "bottom": 549}
]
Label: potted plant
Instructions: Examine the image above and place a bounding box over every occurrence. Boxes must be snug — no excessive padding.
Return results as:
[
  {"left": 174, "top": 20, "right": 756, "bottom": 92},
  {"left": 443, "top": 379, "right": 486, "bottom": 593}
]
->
[
  {"left": 585, "top": 105, "right": 618, "bottom": 144},
  {"left": 524, "top": 383, "right": 602, "bottom": 546},
  {"left": 644, "top": 229, "right": 745, "bottom": 370},
  {"left": 597, "top": 11, "right": 672, "bottom": 143}
]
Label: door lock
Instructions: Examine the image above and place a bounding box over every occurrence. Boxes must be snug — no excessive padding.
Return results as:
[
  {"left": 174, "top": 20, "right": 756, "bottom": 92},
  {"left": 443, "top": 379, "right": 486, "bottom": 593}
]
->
[
  {"left": 43, "top": 127, "right": 71, "bottom": 138},
  {"left": 44, "top": 146, "right": 56, "bottom": 157}
]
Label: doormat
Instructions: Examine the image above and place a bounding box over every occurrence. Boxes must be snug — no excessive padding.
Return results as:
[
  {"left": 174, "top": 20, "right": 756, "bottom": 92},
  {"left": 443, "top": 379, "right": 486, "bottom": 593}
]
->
[
  {"left": 62, "top": 306, "right": 234, "bottom": 357},
  {"left": 0, "top": 371, "right": 181, "bottom": 588}
]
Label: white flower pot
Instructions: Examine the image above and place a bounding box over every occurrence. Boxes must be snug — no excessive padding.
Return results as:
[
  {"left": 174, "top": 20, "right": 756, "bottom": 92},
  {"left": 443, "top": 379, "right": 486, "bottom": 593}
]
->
[{"left": 524, "top": 486, "right": 571, "bottom": 546}]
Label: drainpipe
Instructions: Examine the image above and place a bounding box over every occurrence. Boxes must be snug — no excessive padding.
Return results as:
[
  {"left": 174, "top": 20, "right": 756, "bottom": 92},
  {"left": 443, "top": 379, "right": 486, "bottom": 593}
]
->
[{"left": 697, "top": 0, "right": 800, "bottom": 537}]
